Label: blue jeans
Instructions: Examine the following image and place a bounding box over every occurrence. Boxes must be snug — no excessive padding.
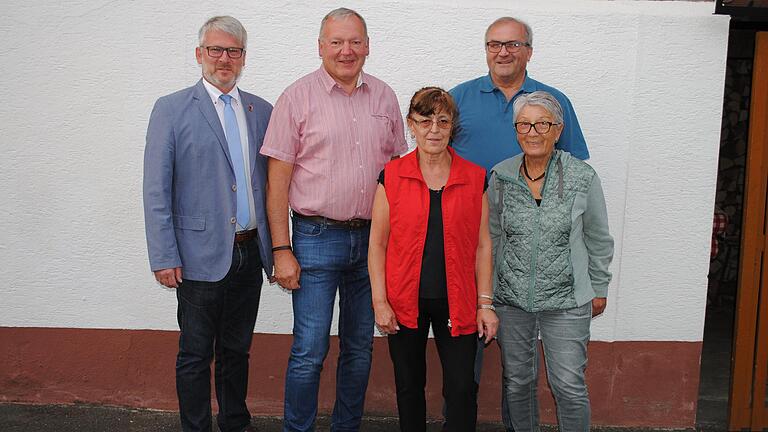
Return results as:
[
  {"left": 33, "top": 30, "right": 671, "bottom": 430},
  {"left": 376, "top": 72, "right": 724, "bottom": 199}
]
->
[
  {"left": 496, "top": 302, "right": 592, "bottom": 432},
  {"left": 176, "top": 236, "right": 263, "bottom": 432},
  {"left": 283, "top": 217, "right": 374, "bottom": 432}
]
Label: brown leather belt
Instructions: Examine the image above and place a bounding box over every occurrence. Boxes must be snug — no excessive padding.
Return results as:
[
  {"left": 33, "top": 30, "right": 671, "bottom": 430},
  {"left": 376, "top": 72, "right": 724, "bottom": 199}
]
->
[
  {"left": 293, "top": 212, "right": 371, "bottom": 229},
  {"left": 234, "top": 229, "right": 258, "bottom": 243}
]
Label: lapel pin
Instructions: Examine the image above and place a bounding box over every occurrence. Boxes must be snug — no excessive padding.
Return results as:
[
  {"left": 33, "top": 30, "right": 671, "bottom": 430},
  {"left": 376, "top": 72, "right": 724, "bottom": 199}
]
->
[{"left": 248, "top": 104, "right": 253, "bottom": 112}]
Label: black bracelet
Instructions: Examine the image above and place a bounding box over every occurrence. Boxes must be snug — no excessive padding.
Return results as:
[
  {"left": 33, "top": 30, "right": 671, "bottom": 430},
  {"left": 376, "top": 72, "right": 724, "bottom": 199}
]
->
[{"left": 272, "top": 245, "right": 292, "bottom": 252}]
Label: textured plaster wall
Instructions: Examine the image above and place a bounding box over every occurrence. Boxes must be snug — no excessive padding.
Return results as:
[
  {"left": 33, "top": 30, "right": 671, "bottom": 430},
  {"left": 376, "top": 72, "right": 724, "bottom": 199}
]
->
[{"left": 0, "top": 0, "right": 728, "bottom": 342}]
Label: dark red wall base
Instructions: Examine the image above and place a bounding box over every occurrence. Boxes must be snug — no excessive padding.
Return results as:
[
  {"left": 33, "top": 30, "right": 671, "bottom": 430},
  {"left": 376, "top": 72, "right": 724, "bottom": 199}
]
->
[{"left": 0, "top": 327, "right": 701, "bottom": 427}]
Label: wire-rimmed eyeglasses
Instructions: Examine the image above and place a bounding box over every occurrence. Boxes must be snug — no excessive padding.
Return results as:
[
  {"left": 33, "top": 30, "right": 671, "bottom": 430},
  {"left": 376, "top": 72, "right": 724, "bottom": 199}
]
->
[{"left": 486, "top": 40, "right": 531, "bottom": 53}]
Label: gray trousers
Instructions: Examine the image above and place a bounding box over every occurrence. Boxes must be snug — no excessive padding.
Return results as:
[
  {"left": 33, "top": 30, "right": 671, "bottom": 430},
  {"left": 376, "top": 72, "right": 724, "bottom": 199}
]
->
[{"left": 496, "top": 302, "right": 592, "bottom": 432}]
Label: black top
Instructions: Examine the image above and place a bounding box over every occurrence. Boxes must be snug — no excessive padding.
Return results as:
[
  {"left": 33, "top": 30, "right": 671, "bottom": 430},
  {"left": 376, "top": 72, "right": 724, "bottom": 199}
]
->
[{"left": 378, "top": 170, "right": 488, "bottom": 299}]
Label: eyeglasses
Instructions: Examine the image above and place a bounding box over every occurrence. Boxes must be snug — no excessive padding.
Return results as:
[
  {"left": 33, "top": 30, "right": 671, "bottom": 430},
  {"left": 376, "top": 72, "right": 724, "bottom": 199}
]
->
[
  {"left": 411, "top": 117, "right": 452, "bottom": 130},
  {"left": 203, "top": 46, "right": 245, "bottom": 59},
  {"left": 486, "top": 40, "right": 531, "bottom": 53},
  {"left": 514, "top": 121, "right": 561, "bottom": 134}
]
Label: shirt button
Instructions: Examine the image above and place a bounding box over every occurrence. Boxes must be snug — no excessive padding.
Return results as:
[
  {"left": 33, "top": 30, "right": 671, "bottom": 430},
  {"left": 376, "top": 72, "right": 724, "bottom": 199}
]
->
[
  {"left": 355, "top": 141, "right": 359, "bottom": 145},
  {"left": 230, "top": 217, "right": 237, "bottom": 224},
  {"left": 232, "top": 184, "right": 237, "bottom": 192},
  {"left": 352, "top": 118, "right": 357, "bottom": 122}
]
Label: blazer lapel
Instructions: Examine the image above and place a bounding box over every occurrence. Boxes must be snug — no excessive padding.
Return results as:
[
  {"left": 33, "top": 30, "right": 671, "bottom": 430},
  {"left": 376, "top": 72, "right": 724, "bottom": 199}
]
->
[
  {"left": 240, "top": 91, "right": 261, "bottom": 176},
  {"left": 193, "top": 79, "right": 234, "bottom": 170}
]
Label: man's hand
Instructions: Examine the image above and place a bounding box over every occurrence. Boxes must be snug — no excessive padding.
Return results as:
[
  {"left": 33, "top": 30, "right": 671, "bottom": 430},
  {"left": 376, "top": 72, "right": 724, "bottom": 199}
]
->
[
  {"left": 154, "top": 267, "right": 182, "bottom": 288},
  {"left": 265, "top": 157, "right": 299, "bottom": 290},
  {"left": 592, "top": 297, "right": 607, "bottom": 317},
  {"left": 273, "top": 250, "right": 301, "bottom": 290}
]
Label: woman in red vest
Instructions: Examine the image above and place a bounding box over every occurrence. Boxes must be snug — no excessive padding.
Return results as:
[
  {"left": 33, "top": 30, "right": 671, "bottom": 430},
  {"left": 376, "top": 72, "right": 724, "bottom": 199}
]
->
[{"left": 368, "top": 87, "right": 498, "bottom": 432}]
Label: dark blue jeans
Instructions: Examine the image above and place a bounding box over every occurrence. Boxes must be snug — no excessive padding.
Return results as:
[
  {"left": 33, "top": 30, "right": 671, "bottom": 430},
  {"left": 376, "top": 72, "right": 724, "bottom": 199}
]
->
[
  {"left": 283, "top": 217, "right": 374, "bottom": 432},
  {"left": 176, "top": 236, "right": 263, "bottom": 432}
]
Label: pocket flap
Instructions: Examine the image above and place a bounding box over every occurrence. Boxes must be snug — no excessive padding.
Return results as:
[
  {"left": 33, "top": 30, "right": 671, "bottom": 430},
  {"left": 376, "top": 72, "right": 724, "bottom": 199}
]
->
[
  {"left": 371, "top": 113, "right": 390, "bottom": 122},
  {"left": 173, "top": 214, "right": 205, "bottom": 231}
]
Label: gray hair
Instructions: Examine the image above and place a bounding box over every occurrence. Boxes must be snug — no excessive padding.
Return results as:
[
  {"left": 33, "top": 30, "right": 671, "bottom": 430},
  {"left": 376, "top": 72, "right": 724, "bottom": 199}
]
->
[
  {"left": 319, "top": 7, "right": 368, "bottom": 39},
  {"left": 512, "top": 91, "right": 564, "bottom": 125},
  {"left": 198, "top": 16, "right": 247, "bottom": 49},
  {"left": 485, "top": 17, "right": 533, "bottom": 47}
]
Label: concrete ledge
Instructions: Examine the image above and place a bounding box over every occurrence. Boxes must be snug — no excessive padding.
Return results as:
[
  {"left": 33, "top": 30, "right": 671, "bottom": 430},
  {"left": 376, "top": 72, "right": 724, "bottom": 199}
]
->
[{"left": 0, "top": 327, "right": 702, "bottom": 428}]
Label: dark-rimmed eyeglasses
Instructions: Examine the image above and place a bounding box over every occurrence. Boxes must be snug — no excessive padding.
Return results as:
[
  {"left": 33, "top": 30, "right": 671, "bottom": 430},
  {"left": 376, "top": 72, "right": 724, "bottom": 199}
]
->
[
  {"left": 514, "top": 121, "right": 560, "bottom": 134},
  {"left": 203, "top": 46, "right": 245, "bottom": 59},
  {"left": 486, "top": 40, "right": 531, "bottom": 53},
  {"left": 411, "top": 117, "right": 452, "bottom": 130}
]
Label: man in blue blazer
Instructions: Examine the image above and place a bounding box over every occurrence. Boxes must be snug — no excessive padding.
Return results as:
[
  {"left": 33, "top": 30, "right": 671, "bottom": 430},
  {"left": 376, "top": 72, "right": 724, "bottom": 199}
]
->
[{"left": 143, "top": 16, "right": 272, "bottom": 432}]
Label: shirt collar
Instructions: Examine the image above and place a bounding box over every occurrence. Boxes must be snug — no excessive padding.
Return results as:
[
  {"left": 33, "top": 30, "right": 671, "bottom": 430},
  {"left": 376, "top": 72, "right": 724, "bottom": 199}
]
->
[
  {"left": 317, "top": 66, "right": 366, "bottom": 94},
  {"left": 201, "top": 78, "right": 241, "bottom": 106},
  {"left": 480, "top": 71, "right": 533, "bottom": 94},
  {"left": 520, "top": 73, "right": 536, "bottom": 93},
  {"left": 398, "top": 147, "right": 471, "bottom": 186}
]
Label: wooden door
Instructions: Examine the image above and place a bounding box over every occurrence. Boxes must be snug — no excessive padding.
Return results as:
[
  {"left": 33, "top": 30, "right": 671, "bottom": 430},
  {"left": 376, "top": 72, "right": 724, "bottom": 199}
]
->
[{"left": 729, "top": 31, "right": 768, "bottom": 432}]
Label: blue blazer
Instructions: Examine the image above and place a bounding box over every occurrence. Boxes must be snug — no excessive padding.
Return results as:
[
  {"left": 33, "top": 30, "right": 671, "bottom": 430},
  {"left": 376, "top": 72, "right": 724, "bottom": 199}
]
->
[{"left": 143, "top": 79, "right": 273, "bottom": 281}]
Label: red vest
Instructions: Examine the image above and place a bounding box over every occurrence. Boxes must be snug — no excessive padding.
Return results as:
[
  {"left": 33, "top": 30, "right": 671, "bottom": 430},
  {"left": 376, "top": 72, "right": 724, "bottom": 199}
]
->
[{"left": 383, "top": 148, "right": 486, "bottom": 336}]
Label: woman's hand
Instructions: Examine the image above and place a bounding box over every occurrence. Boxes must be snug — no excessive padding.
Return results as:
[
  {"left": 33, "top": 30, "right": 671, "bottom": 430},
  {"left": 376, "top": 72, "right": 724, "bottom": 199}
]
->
[
  {"left": 592, "top": 297, "right": 607, "bottom": 317},
  {"left": 374, "top": 301, "right": 400, "bottom": 335},
  {"left": 369, "top": 184, "right": 396, "bottom": 335},
  {"left": 477, "top": 309, "right": 499, "bottom": 345}
]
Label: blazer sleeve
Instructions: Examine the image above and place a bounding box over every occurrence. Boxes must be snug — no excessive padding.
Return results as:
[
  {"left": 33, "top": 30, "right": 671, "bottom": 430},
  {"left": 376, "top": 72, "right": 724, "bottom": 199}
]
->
[{"left": 143, "top": 97, "right": 182, "bottom": 272}]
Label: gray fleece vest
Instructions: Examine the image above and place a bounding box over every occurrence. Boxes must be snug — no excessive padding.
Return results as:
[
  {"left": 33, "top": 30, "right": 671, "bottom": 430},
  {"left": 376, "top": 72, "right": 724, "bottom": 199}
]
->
[{"left": 493, "top": 154, "right": 596, "bottom": 312}]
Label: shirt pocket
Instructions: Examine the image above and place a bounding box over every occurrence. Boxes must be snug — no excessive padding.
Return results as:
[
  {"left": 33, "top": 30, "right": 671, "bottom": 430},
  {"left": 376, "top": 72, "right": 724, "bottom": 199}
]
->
[{"left": 369, "top": 113, "right": 394, "bottom": 158}]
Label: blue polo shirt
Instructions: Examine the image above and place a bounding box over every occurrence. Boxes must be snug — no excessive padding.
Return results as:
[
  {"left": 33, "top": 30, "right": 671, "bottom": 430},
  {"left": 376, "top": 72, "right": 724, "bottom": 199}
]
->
[{"left": 450, "top": 73, "right": 589, "bottom": 174}]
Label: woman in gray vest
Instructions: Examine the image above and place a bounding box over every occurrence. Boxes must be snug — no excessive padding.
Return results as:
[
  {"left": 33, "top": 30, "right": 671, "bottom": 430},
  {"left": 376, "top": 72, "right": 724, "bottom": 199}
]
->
[{"left": 488, "top": 91, "right": 614, "bottom": 432}]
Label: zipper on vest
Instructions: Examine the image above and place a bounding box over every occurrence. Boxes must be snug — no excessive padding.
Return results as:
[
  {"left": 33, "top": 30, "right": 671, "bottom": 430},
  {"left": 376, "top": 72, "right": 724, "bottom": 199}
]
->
[
  {"left": 526, "top": 154, "right": 557, "bottom": 310},
  {"left": 414, "top": 180, "right": 432, "bottom": 323},
  {"left": 514, "top": 168, "right": 543, "bottom": 312},
  {"left": 443, "top": 183, "right": 452, "bottom": 331},
  {"left": 529, "top": 205, "right": 541, "bottom": 311}
]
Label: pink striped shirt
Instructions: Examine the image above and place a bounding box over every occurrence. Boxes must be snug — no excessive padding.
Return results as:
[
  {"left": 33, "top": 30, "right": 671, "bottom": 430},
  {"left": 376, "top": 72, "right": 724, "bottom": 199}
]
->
[{"left": 261, "top": 67, "right": 407, "bottom": 220}]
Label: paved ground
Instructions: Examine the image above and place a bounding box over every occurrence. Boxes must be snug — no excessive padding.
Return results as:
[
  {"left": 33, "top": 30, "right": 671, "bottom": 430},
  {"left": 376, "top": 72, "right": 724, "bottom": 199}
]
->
[{"left": 0, "top": 403, "right": 713, "bottom": 431}]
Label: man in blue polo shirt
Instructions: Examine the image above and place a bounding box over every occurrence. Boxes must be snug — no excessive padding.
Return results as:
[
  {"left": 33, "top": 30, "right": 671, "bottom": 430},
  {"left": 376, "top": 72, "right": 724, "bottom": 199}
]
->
[
  {"left": 451, "top": 16, "right": 589, "bottom": 174},
  {"left": 449, "top": 16, "right": 590, "bottom": 432}
]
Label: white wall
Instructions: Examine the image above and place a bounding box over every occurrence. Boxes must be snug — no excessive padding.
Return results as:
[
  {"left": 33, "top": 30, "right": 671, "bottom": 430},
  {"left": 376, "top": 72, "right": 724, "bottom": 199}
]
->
[{"left": 0, "top": 0, "right": 729, "bottom": 342}]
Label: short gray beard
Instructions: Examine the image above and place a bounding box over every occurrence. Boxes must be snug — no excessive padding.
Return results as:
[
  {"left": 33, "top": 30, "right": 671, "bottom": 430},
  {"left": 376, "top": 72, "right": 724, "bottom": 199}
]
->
[{"left": 203, "top": 68, "right": 241, "bottom": 90}]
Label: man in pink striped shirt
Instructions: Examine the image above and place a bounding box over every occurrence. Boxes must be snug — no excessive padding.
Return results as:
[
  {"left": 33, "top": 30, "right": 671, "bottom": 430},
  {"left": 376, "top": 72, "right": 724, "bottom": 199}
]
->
[{"left": 260, "top": 7, "right": 407, "bottom": 432}]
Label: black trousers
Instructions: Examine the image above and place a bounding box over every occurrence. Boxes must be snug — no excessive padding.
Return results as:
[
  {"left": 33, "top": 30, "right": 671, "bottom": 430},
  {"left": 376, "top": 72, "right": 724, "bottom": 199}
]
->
[
  {"left": 387, "top": 298, "right": 478, "bottom": 432},
  {"left": 175, "top": 236, "right": 263, "bottom": 432}
]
